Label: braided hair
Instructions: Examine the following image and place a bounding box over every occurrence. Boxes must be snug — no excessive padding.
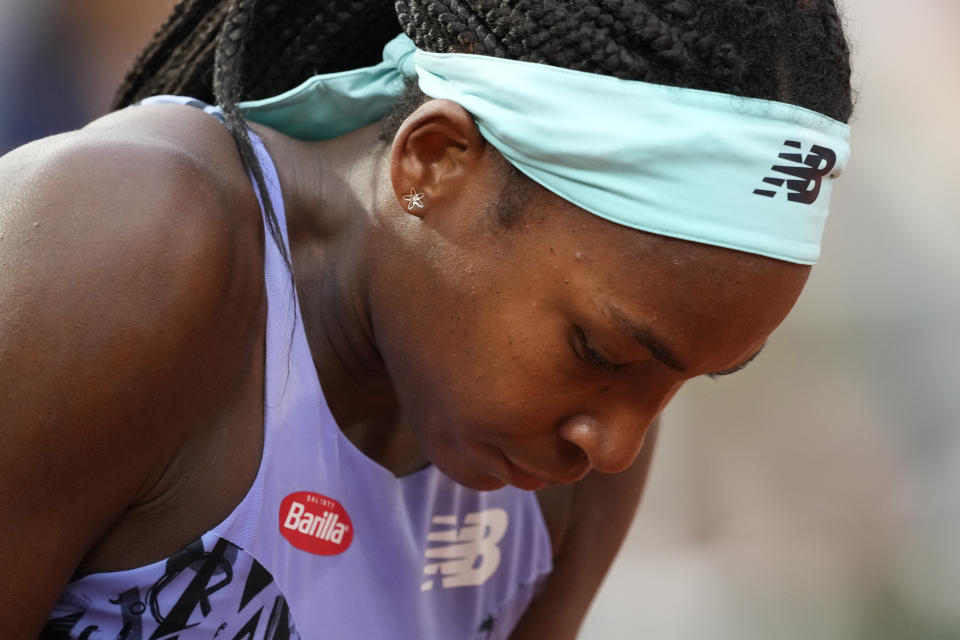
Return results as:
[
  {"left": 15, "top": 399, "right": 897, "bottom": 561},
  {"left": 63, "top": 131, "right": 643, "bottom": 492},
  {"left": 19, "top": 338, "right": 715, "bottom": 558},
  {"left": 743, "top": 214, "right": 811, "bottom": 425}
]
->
[{"left": 114, "top": 0, "right": 854, "bottom": 262}]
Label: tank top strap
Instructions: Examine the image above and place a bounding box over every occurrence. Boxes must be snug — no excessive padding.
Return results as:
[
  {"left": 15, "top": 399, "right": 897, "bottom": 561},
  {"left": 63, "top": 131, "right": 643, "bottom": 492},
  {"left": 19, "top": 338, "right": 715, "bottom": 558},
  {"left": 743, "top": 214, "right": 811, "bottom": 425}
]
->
[
  {"left": 136, "top": 94, "right": 228, "bottom": 123},
  {"left": 137, "top": 94, "right": 297, "bottom": 414},
  {"left": 136, "top": 95, "right": 301, "bottom": 548}
]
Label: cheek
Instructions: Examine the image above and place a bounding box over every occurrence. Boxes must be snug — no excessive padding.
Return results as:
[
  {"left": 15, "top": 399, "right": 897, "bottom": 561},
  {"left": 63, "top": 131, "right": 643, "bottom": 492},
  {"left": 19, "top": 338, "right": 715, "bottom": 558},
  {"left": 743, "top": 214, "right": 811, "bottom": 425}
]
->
[{"left": 380, "top": 296, "right": 578, "bottom": 444}]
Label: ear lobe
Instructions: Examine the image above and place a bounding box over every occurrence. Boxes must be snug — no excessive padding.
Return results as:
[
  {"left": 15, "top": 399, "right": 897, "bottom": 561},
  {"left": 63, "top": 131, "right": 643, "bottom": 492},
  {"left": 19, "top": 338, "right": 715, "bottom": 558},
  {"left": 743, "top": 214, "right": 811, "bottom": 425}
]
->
[{"left": 389, "top": 99, "right": 486, "bottom": 217}]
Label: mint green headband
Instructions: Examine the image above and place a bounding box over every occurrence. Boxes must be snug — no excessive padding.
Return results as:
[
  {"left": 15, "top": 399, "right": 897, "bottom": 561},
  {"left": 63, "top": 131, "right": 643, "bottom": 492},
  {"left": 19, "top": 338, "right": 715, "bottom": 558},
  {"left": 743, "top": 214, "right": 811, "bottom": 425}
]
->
[{"left": 240, "top": 34, "right": 850, "bottom": 264}]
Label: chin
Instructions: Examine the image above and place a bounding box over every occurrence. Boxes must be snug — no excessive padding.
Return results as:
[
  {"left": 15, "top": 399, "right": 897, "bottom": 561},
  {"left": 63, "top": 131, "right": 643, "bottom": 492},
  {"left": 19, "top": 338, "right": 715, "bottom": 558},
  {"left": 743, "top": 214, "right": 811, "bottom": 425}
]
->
[
  {"left": 460, "top": 475, "right": 510, "bottom": 492},
  {"left": 432, "top": 458, "right": 509, "bottom": 492}
]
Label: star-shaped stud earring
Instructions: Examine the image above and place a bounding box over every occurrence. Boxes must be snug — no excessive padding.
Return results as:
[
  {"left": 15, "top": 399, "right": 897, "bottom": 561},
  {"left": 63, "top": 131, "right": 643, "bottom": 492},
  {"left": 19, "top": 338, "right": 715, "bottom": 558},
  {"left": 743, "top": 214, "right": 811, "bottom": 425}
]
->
[{"left": 402, "top": 188, "right": 425, "bottom": 211}]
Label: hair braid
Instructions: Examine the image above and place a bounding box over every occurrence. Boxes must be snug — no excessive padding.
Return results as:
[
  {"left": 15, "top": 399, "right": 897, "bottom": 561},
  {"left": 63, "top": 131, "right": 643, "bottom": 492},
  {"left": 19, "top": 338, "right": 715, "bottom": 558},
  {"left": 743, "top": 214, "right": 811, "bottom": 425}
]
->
[
  {"left": 149, "top": 3, "right": 231, "bottom": 100},
  {"left": 113, "top": 0, "right": 222, "bottom": 108},
  {"left": 233, "top": 1, "right": 398, "bottom": 99},
  {"left": 116, "top": 0, "right": 401, "bottom": 108},
  {"left": 209, "top": 0, "right": 292, "bottom": 271},
  {"left": 392, "top": 0, "right": 852, "bottom": 121},
  {"left": 247, "top": 2, "right": 380, "bottom": 96}
]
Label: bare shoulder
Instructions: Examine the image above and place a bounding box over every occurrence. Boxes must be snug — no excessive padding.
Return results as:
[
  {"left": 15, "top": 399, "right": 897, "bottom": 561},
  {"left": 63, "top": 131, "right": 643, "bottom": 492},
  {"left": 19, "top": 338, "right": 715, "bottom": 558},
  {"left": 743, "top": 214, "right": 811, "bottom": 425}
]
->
[
  {"left": 1, "top": 101, "right": 255, "bottom": 251},
  {"left": 0, "top": 103, "right": 264, "bottom": 365},
  {"left": 0, "top": 104, "right": 264, "bottom": 635}
]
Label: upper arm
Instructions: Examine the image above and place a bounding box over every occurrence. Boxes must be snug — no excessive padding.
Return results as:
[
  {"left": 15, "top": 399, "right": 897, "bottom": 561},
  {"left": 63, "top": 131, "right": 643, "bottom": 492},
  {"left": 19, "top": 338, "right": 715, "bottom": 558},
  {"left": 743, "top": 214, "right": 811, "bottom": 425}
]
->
[
  {"left": 511, "top": 419, "right": 661, "bottom": 640},
  {"left": 0, "top": 131, "right": 250, "bottom": 636}
]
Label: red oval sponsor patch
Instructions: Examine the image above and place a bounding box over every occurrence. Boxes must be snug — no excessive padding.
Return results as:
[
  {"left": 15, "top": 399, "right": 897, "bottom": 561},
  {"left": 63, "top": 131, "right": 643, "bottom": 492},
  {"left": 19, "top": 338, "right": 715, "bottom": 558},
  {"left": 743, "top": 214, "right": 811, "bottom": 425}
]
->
[{"left": 279, "top": 491, "right": 354, "bottom": 556}]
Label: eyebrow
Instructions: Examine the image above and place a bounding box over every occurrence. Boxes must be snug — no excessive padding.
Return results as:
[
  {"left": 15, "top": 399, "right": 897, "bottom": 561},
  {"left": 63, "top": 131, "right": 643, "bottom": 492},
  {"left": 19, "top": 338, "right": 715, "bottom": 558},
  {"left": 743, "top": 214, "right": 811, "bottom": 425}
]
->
[
  {"left": 605, "top": 305, "right": 688, "bottom": 373},
  {"left": 605, "top": 303, "right": 767, "bottom": 377}
]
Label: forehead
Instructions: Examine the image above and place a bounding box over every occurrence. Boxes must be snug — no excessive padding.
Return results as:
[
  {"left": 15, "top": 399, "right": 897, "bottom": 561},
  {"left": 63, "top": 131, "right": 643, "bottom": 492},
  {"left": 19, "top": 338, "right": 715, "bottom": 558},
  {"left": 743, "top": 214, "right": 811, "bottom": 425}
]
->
[
  {"left": 508, "top": 196, "right": 811, "bottom": 367},
  {"left": 520, "top": 189, "right": 805, "bottom": 285}
]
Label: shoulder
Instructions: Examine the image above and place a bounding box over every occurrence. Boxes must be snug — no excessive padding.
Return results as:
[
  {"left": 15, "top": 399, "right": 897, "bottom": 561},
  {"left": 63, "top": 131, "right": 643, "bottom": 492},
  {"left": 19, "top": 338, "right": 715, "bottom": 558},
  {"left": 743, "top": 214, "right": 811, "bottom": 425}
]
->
[
  {"left": 3, "top": 100, "right": 255, "bottom": 247},
  {"left": 0, "top": 102, "right": 263, "bottom": 345},
  {"left": 0, "top": 104, "right": 266, "bottom": 633},
  {"left": 0, "top": 99, "right": 268, "bottom": 474}
]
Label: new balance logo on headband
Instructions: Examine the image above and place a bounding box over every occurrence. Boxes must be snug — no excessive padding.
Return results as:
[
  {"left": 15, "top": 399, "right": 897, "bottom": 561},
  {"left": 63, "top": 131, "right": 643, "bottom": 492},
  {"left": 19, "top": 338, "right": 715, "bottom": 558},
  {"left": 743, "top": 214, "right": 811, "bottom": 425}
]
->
[{"left": 754, "top": 140, "right": 838, "bottom": 205}]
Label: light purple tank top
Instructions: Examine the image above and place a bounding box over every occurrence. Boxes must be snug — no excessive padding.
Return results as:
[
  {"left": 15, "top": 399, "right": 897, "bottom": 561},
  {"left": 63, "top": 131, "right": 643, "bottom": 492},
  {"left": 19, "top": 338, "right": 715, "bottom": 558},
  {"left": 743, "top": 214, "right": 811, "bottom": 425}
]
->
[{"left": 42, "top": 97, "right": 552, "bottom": 640}]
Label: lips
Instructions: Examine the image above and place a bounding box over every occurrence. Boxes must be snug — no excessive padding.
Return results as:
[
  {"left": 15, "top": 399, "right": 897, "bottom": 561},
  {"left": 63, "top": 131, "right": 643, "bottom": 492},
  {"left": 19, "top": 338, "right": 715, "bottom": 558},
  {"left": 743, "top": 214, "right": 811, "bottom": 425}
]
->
[
  {"left": 503, "top": 459, "right": 549, "bottom": 491},
  {"left": 495, "top": 448, "right": 590, "bottom": 490}
]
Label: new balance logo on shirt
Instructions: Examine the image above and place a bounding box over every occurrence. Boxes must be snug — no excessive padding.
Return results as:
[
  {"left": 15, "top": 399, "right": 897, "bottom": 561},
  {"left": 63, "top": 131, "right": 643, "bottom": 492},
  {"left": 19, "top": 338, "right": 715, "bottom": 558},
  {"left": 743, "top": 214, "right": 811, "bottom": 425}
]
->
[
  {"left": 421, "top": 508, "right": 509, "bottom": 591},
  {"left": 754, "top": 140, "right": 838, "bottom": 204}
]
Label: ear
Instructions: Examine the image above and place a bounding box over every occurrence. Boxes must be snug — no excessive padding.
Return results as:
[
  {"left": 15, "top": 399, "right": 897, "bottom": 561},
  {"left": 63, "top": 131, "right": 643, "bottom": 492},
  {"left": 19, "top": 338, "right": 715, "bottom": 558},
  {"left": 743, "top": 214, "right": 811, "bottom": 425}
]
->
[{"left": 389, "top": 99, "right": 487, "bottom": 218}]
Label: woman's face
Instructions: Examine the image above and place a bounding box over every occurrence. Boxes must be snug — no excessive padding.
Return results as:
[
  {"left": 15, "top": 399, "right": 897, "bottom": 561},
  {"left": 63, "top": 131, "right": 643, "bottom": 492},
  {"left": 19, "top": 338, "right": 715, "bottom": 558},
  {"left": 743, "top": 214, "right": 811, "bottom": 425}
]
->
[{"left": 373, "top": 180, "right": 811, "bottom": 492}]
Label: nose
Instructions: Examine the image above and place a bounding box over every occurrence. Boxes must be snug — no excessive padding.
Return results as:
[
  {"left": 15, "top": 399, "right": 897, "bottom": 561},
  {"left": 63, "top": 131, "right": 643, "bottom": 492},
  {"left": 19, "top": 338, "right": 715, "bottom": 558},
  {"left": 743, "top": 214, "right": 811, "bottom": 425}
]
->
[
  {"left": 557, "top": 378, "right": 683, "bottom": 474},
  {"left": 557, "top": 411, "right": 653, "bottom": 474}
]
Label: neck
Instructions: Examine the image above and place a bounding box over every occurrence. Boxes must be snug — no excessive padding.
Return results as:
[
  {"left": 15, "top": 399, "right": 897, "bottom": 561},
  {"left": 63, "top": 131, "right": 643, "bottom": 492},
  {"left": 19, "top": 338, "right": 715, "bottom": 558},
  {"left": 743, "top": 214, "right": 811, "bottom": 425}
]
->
[{"left": 255, "top": 123, "right": 404, "bottom": 434}]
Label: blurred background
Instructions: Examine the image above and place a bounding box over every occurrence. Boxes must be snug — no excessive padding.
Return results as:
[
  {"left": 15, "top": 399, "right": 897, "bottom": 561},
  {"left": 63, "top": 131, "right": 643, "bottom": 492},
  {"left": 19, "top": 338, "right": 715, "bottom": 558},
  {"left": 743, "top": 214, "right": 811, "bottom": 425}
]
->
[{"left": 0, "top": 0, "right": 956, "bottom": 638}]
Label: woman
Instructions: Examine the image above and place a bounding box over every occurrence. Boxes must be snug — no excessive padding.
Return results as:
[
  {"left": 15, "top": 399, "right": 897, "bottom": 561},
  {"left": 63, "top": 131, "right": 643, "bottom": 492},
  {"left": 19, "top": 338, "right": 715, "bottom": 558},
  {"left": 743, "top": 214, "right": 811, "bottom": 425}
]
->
[{"left": 0, "top": 1, "right": 853, "bottom": 638}]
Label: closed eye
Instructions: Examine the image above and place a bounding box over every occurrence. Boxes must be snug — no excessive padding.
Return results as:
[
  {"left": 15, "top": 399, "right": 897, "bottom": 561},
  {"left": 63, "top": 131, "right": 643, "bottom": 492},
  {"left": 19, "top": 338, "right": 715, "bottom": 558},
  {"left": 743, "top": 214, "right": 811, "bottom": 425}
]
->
[
  {"left": 573, "top": 326, "right": 625, "bottom": 373},
  {"left": 706, "top": 345, "right": 765, "bottom": 379}
]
